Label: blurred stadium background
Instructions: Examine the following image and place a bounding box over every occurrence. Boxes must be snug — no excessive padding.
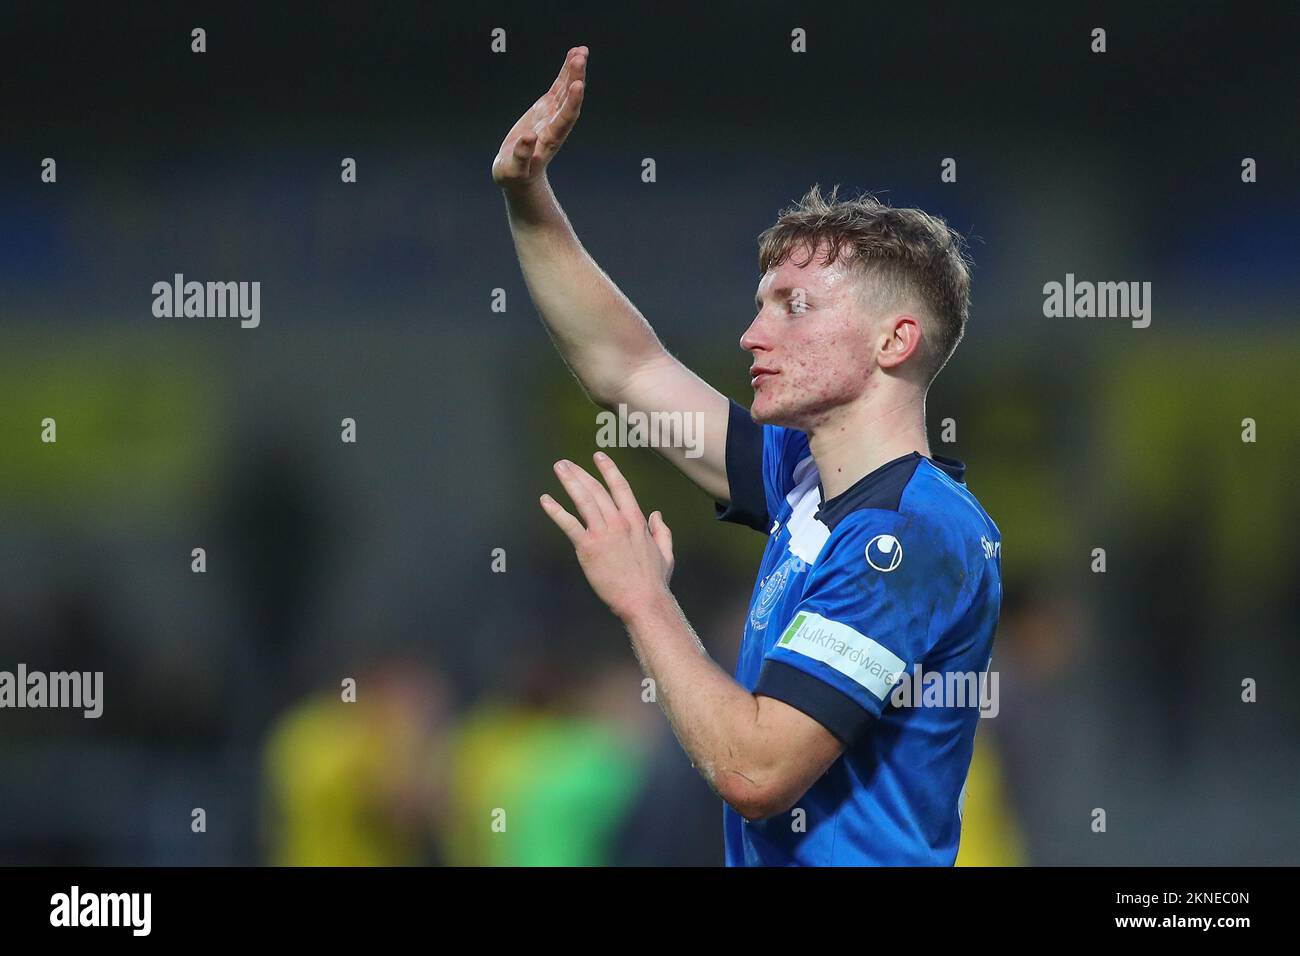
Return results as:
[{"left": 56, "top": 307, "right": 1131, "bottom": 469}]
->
[{"left": 1, "top": 1, "right": 1297, "bottom": 865}]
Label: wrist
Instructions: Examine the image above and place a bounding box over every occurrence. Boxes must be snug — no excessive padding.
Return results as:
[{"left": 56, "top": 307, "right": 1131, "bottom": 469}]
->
[
  {"left": 616, "top": 586, "right": 677, "bottom": 630},
  {"left": 502, "top": 176, "right": 555, "bottom": 223}
]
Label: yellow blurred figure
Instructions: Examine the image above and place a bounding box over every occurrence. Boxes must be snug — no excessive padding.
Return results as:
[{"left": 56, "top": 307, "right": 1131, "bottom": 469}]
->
[
  {"left": 955, "top": 730, "right": 1026, "bottom": 866},
  {"left": 264, "top": 667, "right": 447, "bottom": 866}
]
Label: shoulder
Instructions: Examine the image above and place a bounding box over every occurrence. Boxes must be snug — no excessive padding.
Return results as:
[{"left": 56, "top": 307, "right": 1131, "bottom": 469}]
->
[
  {"left": 901, "top": 457, "right": 1002, "bottom": 560},
  {"left": 818, "top": 456, "right": 996, "bottom": 586}
]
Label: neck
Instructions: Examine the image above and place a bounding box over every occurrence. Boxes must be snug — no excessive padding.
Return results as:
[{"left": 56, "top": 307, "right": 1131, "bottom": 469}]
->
[{"left": 806, "top": 390, "right": 931, "bottom": 500}]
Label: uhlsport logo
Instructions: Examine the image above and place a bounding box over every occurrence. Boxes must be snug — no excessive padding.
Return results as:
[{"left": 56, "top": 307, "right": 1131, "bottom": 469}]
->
[{"left": 865, "top": 534, "right": 903, "bottom": 572}]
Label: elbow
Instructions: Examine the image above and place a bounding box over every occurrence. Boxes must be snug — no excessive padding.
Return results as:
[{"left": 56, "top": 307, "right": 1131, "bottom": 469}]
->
[
  {"left": 717, "top": 774, "right": 798, "bottom": 823},
  {"left": 580, "top": 364, "right": 628, "bottom": 410},
  {"left": 585, "top": 380, "right": 621, "bottom": 411}
]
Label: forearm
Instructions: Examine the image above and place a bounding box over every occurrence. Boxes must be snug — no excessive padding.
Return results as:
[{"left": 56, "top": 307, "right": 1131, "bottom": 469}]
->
[
  {"left": 504, "top": 178, "right": 666, "bottom": 405},
  {"left": 619, "top": 590, "right": 778, "bottom": 817}
]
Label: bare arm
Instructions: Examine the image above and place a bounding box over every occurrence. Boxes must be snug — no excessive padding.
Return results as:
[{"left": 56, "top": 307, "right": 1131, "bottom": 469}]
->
[
  {"left": 541, "top": 453, "right": 844, "bottom": 819},
  {"left": 623, "top": 587, "right": 845, "bottom": 820},
  {"left": 493, "top": 47, "right": 733, "bottom": 503}
]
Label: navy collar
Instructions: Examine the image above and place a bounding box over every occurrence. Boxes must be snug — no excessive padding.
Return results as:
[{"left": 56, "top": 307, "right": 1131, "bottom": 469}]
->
[{"left": 815, "top": 451, "right": 966, "bottom": 530}]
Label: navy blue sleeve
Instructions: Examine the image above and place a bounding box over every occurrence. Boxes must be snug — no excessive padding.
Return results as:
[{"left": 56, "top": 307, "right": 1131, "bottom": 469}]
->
[
  {"left": 714, "top": 399, "right": 770, "bottom": 532},
  {"left": 754, "top": 659, "right": 877, "bottom": 747}
]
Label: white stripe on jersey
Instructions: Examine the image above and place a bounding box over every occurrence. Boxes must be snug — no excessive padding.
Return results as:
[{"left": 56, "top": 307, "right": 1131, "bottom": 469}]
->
[{"left": 784, "top": 455, "right": 830, "bottom": 564}]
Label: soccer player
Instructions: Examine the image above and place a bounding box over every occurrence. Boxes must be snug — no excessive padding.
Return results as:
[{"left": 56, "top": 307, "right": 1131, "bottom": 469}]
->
[{"left": 493, "top": 47, "right": 1002, "bottom": 865}]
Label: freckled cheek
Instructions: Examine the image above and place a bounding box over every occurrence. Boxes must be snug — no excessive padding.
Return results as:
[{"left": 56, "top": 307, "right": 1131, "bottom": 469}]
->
[
  {"left": 788, "top": 350, "right": 865, "bottom": 406},
  {"left": 782, "top": 360, "right": 831, "bottom": 404}
]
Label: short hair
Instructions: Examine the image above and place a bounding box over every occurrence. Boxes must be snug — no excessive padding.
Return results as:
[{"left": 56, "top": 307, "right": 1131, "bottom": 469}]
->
[{"left": 757, "top": 185, "right": 973, "bottom": 382}]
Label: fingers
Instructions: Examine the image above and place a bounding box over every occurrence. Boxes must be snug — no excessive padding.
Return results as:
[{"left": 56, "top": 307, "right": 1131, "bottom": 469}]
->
[
  {"left": 592, "top": 452, "right": 643, "bottom": 518},
  {"left": 566, "top": 459, "right": 622, "bottom": 523},
  {"left": 564, "top": 47, "right": 589, "bottom": 96},
  {"left": 544, "top": 79, "right": 585, "bottom": 149},
  {"left": 546, "top": 450, "right": 660, "bottom": 546},
  {"left": 553, "top": 459, "right": 614, "bottom": 529},
  {"left": 539, "top": 494, "right": 586, "bottom": 544},
  {"left": 545, "top": 46, "right": 588, "bottom": 103},
  {"left": 543, "top": 53, "right": 571, "bottom": 101},
  {"left": 564, "top": 48, "right": 588, "bottom": 103}
]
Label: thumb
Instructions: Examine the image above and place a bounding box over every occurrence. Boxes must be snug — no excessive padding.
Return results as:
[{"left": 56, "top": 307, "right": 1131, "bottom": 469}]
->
[
  {"left": 502, "top": 131, "right": 537, "bottom": 179},
  {"left": 649, "top": 511, "right": 674, "bottom": 570}
]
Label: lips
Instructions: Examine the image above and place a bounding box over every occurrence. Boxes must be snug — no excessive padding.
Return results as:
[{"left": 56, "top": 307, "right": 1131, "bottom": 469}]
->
[{"left": 750, "top": 367, "right": 778, "bottom": 388}]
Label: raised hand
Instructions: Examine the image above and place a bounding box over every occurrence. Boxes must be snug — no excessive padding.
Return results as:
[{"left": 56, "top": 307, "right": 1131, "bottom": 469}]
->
[
  {"left": 492, "top": 46, "right": 588, "bottom": 191},
  {"left": 540, "top": 452, "right": 675, "bottom": 622}
]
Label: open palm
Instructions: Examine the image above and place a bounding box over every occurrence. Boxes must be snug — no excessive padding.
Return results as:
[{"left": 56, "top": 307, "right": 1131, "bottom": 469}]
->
[{"left": 492, "top": 46, "right": 589, "bottom": 189}]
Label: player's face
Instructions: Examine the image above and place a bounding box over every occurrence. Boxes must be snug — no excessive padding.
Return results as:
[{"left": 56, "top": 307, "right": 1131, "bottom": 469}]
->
[{"left": 742, "top": 248, "right": 882, "bottom": 429}]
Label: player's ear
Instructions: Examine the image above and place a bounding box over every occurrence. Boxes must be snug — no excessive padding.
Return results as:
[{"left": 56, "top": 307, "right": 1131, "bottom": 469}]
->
[{"left": 876, "top": 314, "right": 922, "bottom": 371}]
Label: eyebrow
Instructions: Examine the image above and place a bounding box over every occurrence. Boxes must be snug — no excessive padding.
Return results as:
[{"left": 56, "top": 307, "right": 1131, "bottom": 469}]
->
[{"left": 755, "top": 286, "right": 803, "bottom": 308}]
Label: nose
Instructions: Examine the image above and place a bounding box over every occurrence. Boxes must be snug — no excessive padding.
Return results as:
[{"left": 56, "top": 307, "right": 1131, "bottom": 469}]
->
[{"left": 740, "top": 311, "right": 769, "bottom": 356}]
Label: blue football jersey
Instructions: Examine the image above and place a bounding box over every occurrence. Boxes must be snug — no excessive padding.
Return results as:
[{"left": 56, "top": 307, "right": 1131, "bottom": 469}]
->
[{"left": 715, "top": 400, "right": 1003, "bottom": 866}]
